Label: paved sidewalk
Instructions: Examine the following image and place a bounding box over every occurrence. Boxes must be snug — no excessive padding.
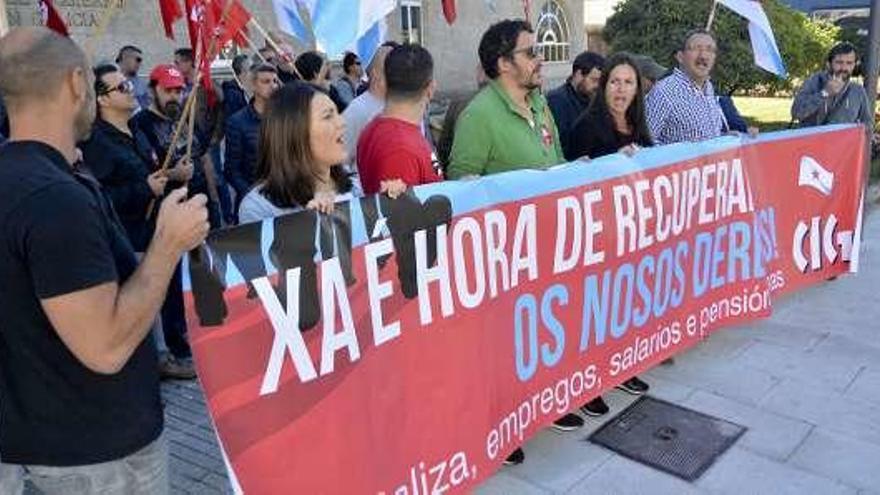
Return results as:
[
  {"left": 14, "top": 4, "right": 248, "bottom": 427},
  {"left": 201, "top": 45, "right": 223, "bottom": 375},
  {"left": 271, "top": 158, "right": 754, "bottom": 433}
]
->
[{"left": 162, "top": 209, "right": 880, "bottom": 494}]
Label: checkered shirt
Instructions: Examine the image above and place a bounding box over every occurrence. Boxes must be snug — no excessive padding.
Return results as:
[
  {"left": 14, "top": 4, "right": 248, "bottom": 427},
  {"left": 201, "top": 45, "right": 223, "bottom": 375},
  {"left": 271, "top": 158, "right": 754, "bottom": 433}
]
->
[{"left": 646, "top": 68, "right": 728, "bottom": 145}]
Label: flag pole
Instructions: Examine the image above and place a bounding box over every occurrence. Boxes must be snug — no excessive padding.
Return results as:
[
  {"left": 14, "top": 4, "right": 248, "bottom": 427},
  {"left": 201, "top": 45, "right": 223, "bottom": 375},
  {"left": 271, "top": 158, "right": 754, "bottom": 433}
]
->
[
  {"left": 706, "top": 0, "right": 719, "bottom": 31},
  {"left": 247, "top": 17, "right": 304, "bottom": 79},
  {"left": 0, "top": 0, "right": 9, "bottom": 37},
  {"left": 84, "top": 2, "right": 120, "bottom": 57},
  {"left": 238, "top": 30, "right": 267, "bottom": 63}
]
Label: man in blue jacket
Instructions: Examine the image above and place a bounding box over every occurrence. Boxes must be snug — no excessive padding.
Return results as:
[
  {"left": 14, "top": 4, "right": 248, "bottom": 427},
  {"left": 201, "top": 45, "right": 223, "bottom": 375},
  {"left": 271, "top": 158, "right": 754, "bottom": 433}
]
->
[
  {"left": 224, "top": 63, "right": 279, "bottom": 219},
  {"left": 546, "top": 51, "right": 604, "bottom": 154}
]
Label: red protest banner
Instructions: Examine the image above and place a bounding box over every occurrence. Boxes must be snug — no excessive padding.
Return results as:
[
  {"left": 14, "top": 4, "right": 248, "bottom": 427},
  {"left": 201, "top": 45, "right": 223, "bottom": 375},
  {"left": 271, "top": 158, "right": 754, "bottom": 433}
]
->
[{"left": 183, "top": 125, "right": 865, "bottom": 494}]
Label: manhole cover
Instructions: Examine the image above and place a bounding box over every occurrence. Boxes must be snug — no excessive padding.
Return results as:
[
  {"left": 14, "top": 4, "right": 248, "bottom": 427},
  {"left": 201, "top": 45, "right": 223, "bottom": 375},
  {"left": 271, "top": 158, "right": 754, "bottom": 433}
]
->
[{"left": 589, "top": 396, "right": 746, "bottom": 481}]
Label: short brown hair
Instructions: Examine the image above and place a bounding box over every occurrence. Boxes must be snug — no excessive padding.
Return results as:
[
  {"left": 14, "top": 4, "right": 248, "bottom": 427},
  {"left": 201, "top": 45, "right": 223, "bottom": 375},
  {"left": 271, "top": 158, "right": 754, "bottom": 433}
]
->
[{"left": 0, "top": 28, "right": 89, "bottom": 112}]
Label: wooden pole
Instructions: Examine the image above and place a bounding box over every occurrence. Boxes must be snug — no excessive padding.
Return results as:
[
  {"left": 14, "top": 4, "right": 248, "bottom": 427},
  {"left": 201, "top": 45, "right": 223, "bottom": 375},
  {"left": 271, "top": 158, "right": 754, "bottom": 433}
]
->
[
  {"left": 239, "top": 30, "right": 267, "bottom": 63},
  {"left": 0, "top": 0, "right": 9, "bottom": 37},
  {"left": 247, "top": 18, "right": 304, "bottom": 79},
  {"left": 705, "top": 0, "right": 719, "bottom": 31}
]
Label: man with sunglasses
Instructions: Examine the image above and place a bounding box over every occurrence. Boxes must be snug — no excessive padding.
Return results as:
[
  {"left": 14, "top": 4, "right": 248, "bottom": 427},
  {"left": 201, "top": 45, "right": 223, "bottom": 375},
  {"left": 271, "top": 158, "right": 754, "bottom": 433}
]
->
[
  {"left": 448, "top": 19, "right": 581, "bottom": 467},
  {"left": 115, "top": 45, "right": 149, "bottom": 111},
  {"left": 332, "top": 51, "right": 363, "bottom": 112}
]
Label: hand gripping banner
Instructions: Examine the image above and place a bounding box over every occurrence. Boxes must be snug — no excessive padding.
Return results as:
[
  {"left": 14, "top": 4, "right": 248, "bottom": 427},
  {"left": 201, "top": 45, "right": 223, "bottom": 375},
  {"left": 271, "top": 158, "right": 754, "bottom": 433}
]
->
[{"left": 183, "top": 125, "right": 866, "bottom": 494}]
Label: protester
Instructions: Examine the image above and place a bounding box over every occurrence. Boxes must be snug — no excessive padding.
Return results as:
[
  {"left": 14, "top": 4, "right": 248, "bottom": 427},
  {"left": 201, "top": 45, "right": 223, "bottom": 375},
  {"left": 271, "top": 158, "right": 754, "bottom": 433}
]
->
[
  {"left": 566, "top": 53, "right": 654, "bottom": 160},
  {"left": 332, "top": 51, "right": 363, "bottom": 112},
  {"left": 115, "top": 44, "right": 150, "bottom": 110},
  {"left": 631, "top": 53, "right": 667, "bottom": 92},
  {"left": 357, "top": 44, "right": 442, "bottom": 194},
  {"left": 448, "top": 19, "right": 582, "bottom": 465},
  {"left": 564, "top": 54, "right": 653, "bottom": 415},
  {"left": 437, "top": 64, "right": 488, "bottom": 172},
  {"left": 222, "top": 54, "right": 251, "bottom": 119},
  {"left": 174, "top": 47, "right": 196, "bottom": 95},
  {"left": 295, "top": 51, "right": 331, "bottom": 91},
  {"left": 129, "top": 63, "right": 218, "bottom": 378},
  {"left": 646, "top": 30, "right": 727, "bottom": 145},
  {"left": 0, "top": 27, "right": 208, "bottom": 494},
  {"left": 342, "top": 42, "right": 398, "bottom": 174},
  {"left": 792, "top": 41, "right": 872, "bottom": 129},
  {"left": 547, "top": 51, "right": 605, "bottom": 153},
  {"left": 239, "top": 83, "right": 357, "bottom": 222},
  {"left": 225, "top": 63, "right": 280, "bottom": 214}
]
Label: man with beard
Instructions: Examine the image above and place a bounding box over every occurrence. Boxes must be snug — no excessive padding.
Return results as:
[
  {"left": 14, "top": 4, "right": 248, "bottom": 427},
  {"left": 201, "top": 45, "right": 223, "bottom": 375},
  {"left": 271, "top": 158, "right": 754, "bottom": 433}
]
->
[
  {"left": 448, "top": 19, "right": 564, "bottom": 179},
  {"left": 447, "top": 19, "right": 582, "bottom": 466},
  {"left": 129, "top": 64, "right": 216, "bottom": 379},
  {"left": 646, "top": 30, "right": 728, "bottom": 145},
  {"left": 547, "top": 51, "right": 604, "bottom": 154},
  {"left": 0, "top": 28, "right": 208, "bottom": 493},
  {"left": 792, "top": 42, "right": 872, "bottom": 129}
]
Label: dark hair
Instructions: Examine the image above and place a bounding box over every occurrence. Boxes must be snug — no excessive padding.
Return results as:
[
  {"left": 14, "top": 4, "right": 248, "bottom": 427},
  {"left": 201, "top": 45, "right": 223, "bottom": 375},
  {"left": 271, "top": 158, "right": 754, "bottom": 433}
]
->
[
  {"left": 174, "top": 48, "right": 194, "bottom": 62},
  {"left": 381, "top": 41, "right": 401, "bottom": 50},
  {"left": 251, "top": 63, "right": 278, "bottom": 78},
  {"left": 479, "top": 19, "right": 533, "bottom": 80},
  {"left": 385, "top": 44, "right": 434, "bottom": 101},
  {"left": 679, "top": 29, "right": 715, "bottom": 52},
  {"left": 342, "top": 52, "right": 360, "bottom": 74},
  {"left": 93, "top": 64, "right": 119, "bottom": 116},
  {"left": 588, "top": 53, "right": 652, "bottom": 145},
  {"left": 572, "top": 51, "right": 605, "bottom": 77},
  {"left": 256, "top": 83, "right": 352, "bottom": 209},
  {"left": 231, "top": 54, "right": 250, "bottom": 76},
  {"left": 828, "top": 41, "right": 858, "bottom": 64},
  {"left": 115, "top": 45, "right": 142, "bottom": 64},
  {"left": 295, "top": 51, "right": 325, "bottom": 82}
]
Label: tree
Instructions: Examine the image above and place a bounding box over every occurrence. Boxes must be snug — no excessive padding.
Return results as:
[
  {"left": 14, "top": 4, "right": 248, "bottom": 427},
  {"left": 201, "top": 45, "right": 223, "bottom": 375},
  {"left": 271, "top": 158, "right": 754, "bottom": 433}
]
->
[{"left": 603, "top": 0, "right": 839, "bottom": 95}]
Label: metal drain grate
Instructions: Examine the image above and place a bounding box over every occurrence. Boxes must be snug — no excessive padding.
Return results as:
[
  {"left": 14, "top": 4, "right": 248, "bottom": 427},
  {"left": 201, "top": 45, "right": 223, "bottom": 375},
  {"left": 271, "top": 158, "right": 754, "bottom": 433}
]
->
[{"left": 589, "top": 396, "right": 746, "bottom": 481}]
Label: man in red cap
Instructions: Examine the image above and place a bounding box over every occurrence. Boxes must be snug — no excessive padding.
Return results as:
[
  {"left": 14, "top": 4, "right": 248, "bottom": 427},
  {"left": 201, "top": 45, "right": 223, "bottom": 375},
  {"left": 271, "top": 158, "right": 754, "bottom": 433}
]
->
[{"left": 129, "top": 63, "right": 218, "bottom": 380}]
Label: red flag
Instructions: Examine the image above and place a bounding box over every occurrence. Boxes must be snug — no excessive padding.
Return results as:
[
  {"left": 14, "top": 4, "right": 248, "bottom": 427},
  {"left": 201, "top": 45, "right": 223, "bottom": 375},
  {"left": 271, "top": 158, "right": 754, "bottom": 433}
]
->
[
  {"left": 184, "top": 0, "right": 221, "bottom": 107},
  {"left": 39, "top": 0, "right": 69, "bottom": 37},
  {"left": 218, "top": 0, "right": 252, "bottom": 48},
  {"left": 158, "top": 0, "right": 183, "bottom": 40},
  {"left": 442, "top": 0, "right": 456, "bottom": 25}
]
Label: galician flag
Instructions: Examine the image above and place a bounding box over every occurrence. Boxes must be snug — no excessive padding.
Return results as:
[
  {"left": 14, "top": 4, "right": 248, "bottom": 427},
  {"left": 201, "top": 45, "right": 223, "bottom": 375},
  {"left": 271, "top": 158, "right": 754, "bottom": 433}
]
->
[{"left": 717, "top": 0, "right": 787, "bottom": 77}]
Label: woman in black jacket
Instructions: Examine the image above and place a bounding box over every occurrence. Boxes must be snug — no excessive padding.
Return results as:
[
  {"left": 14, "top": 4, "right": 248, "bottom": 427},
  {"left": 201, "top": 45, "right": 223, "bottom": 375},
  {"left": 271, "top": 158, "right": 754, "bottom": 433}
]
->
[
  {"left": 566, "top": 53, "right": 654, "bottom": 417},
  {"left": 565, "top": 53, "right": 653, "bottom": 161}
]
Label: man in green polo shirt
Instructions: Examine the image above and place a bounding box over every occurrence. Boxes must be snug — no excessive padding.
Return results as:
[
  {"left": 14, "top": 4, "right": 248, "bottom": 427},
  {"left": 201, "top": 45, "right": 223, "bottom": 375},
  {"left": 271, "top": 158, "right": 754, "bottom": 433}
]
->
[
  {"left": 448, "top": 19, "right": 581, "bottom": 467},
  {"left": 448, "top": 19, "right": 564, "bottom": 179}
]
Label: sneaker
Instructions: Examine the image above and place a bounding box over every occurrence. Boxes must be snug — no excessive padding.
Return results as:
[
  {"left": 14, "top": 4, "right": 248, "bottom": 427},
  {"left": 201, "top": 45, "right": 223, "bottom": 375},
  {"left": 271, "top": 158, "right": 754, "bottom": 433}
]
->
[
  {"left": 616, "top": 376, "right": 649, "bottom": 395},
  {"left": 580, "top": 396, "right": 610, "bottom": 417},
  {"left": 159, "top": 354, "right": 197, "bottom": 380},
  {"left": 503, "top": 447, "right": 525, "bottom": 466},
  {"left": 552, "top": 413, "right": 584, "bottom": 432}
]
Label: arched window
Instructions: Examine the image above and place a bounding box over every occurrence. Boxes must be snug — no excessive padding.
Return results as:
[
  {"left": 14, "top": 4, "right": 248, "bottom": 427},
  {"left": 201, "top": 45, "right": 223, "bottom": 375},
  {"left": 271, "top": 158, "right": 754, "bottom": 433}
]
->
[{"left": 536, "top": 1, "right": 571, "bottom": 63}]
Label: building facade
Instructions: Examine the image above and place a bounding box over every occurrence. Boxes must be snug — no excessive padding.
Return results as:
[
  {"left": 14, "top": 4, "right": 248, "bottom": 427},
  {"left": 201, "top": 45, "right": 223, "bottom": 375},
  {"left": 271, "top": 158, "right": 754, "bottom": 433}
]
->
[{"left": 5, "top": 0, "right": 584, "bottom": 95}]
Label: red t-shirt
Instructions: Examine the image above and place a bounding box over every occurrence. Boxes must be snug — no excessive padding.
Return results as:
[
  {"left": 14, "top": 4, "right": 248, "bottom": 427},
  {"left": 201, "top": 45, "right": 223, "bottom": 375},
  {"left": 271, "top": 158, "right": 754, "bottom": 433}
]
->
[{"left": 356, "top": 116, "right": 442, "bottom": 194}]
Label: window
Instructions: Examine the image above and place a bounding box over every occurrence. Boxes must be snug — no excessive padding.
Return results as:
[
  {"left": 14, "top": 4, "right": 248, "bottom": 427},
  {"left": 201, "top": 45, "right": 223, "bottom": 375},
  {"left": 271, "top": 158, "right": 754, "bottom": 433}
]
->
[
  {"left": 536, "top": 1, "right": 571, "bottom": 63},
  {"left": 401, "top": 0, "right": 423, "bottom": 45}
]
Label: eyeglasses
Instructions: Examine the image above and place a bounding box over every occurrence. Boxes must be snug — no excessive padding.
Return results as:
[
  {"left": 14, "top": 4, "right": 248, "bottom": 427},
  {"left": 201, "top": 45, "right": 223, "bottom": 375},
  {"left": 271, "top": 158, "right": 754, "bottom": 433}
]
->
[
  {"left": 511, "top": 45, "right": 541, "bottom": 60},
  {"left": 100, "top": 80, "right": 134, "bottom": 96}
]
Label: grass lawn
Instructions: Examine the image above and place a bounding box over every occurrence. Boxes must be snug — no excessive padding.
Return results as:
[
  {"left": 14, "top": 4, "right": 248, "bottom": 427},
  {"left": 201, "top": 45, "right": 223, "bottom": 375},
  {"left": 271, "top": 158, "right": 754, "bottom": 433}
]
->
[
  {"left": 733, "top": 96, "right": 880, "bottom": 179},
  {"left": 732, "top": 96, "right": 793, "bottom": 131}
]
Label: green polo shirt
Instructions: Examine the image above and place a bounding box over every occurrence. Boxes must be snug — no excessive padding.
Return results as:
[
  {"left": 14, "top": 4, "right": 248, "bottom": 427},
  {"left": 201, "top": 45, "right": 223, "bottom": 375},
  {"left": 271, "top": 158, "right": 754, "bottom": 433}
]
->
[{"left": 448, "top": 80, "right": 564, "bottom": 178}]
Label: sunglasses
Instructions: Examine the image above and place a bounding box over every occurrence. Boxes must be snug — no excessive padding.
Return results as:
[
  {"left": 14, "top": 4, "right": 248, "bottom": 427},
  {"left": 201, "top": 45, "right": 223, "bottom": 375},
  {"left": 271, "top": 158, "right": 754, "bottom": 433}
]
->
[
  {"left": 100, "top": 79, "right": 134, "bottom": 96},
  {"left": 511, "top": 45, "right": 541, "bottom": 60}
]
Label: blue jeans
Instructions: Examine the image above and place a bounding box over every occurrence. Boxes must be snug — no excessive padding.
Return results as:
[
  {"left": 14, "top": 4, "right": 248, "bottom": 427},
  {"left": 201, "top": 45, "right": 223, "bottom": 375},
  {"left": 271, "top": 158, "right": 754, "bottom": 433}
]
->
[{"left": 0, "top": 431, "right": 168, "bottom": 495}]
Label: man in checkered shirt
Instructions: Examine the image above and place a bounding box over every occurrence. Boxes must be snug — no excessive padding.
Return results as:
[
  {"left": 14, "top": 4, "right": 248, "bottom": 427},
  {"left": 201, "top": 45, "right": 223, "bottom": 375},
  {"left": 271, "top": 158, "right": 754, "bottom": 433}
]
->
[{"left": 646, "top": 30, "right": 728, "bottom": 145}]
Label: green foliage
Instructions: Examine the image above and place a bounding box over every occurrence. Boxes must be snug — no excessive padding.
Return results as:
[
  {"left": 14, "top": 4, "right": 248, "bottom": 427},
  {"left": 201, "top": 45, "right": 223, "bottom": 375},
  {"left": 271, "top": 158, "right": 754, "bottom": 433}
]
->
[{"left": 603, "top": 0, "right": 839, "bottom": 95}]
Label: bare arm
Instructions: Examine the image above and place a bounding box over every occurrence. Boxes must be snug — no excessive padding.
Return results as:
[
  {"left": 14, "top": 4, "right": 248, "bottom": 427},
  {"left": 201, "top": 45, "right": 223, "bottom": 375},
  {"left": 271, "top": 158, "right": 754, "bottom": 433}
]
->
[{"left": 41, "top": 188, "right": 209, "bottom": 374}]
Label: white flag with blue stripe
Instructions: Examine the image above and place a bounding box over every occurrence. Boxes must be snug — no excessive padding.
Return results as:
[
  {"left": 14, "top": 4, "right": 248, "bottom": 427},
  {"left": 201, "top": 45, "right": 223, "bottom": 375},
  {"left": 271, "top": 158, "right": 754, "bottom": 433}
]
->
[
  {"left": 717, "top": 0, "right": 787, "bottom": 77},
  {"left": 274, "top": 0, "right": 395, "bottom": 62}
]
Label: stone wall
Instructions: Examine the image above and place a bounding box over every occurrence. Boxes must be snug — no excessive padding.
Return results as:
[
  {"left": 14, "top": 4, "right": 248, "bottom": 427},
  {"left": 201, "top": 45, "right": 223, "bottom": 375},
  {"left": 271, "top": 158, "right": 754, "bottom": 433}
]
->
[{"left": 5, "top": 0, "right": 585, "bottom": 94}]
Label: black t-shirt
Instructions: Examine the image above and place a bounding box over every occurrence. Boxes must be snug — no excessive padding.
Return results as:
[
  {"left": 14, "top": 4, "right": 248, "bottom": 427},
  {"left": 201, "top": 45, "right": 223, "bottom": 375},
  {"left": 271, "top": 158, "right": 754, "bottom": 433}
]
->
[
  {"left": 565, "top": 106, "right": 654, "bottom": 161},
  {"left": 0, "top": 141, "right": 162, "bottom": 466}
]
